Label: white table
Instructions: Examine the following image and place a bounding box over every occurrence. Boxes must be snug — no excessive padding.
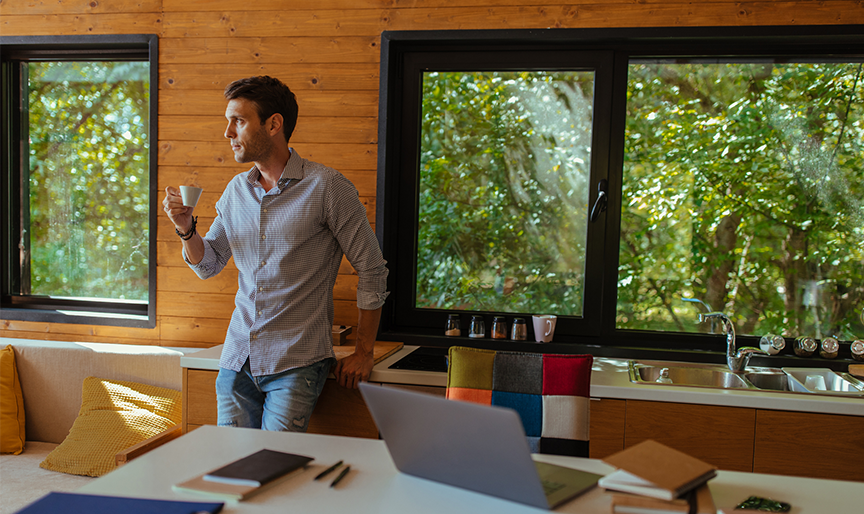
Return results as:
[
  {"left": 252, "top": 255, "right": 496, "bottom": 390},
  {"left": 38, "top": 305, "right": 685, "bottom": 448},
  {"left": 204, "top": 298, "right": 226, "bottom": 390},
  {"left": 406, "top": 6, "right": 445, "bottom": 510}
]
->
[{"left": 78, "top": 425, "right": 863, "bottom": 513}]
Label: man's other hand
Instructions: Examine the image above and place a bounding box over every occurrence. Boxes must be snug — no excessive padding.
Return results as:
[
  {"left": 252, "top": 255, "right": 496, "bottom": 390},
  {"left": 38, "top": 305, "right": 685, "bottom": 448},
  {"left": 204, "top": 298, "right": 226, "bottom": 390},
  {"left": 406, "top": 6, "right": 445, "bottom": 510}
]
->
[{"left": 333, "top": 351, "right": 374, "bottom": 389}]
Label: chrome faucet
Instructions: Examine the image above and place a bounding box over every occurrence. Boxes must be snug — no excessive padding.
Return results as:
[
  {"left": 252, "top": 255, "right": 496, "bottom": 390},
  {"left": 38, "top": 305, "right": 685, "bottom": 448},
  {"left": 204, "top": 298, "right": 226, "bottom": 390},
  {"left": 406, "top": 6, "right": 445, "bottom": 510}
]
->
[{"left": 699, "top": 312, "right": 768, "bottom": 373}]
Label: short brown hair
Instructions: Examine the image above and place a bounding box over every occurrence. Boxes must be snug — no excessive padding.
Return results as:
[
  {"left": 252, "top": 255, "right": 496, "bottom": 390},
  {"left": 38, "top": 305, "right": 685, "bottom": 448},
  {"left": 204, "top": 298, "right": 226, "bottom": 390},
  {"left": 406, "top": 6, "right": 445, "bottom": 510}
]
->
[{"left": 224, "top": 76, "right": 298, "bottom": 144}]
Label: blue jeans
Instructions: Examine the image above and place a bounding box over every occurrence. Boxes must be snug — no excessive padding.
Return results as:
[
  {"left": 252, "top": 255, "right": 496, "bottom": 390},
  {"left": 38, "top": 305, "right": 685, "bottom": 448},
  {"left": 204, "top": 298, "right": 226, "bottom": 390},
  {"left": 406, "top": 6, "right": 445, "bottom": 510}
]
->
[{"left": 215, "top": 358, "right": 333, "bottom": 432}]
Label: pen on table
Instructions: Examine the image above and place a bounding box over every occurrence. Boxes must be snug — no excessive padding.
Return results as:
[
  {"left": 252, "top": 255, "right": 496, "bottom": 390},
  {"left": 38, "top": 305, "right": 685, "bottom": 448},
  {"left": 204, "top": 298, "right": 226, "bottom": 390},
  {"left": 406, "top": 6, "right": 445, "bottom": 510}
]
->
[
  {"left": 330, "top": 465, "right": 351, "bottom": 488},
  {"left": 314, "top": 460, "right": 343, "bottom": 481}
]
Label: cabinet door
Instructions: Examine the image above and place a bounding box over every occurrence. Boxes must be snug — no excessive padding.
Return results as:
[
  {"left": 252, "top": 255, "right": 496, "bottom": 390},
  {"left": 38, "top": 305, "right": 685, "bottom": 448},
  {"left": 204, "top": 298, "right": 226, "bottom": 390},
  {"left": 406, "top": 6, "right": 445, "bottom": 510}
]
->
[
  {"left": 589, "top": 398, "right": 626, "bottom": 459},
  {"left": 625, "top": 400, "right": 755, "bottom": 472},
  {"left": 306, "top": 380, "right": 379, "bottom": 439},
  {"left": 754, "top": 409, "right": 864, "bottom": 482},
  {"left": 183, "top": 369, "right": 218, "bottom": 432}
]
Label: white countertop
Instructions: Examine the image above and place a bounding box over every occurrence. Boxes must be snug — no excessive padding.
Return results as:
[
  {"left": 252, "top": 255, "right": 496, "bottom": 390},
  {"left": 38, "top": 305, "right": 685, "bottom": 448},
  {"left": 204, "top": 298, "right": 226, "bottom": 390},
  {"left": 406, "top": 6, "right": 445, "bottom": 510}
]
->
[
  {"left": 369, "top": 346, "right": 864, "bottom": 417},
  {"left": 181, "top": 344, "right": 864, "bottom": 416}
]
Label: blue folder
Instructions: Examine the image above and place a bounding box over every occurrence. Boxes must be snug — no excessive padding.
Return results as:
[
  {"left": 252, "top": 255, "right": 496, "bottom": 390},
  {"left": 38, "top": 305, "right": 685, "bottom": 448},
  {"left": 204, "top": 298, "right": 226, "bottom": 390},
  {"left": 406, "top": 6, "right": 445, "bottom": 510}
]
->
[{"left": 15, "top": 492, "right": 223, "bottom": 514}]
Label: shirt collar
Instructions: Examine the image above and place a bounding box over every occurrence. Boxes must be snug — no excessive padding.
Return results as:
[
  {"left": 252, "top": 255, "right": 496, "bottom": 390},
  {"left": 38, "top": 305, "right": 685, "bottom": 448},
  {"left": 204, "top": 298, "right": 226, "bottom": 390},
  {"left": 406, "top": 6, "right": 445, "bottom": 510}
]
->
[{"left": 245, "top": 148, "right": 304, "bottom": 189}]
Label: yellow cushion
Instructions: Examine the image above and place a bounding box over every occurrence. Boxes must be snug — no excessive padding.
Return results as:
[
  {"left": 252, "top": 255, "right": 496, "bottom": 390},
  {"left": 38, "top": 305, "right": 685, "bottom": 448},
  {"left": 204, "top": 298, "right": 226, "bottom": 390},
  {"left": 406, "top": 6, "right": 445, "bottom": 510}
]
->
[
  {"left": 0, "top": 345, "right": 26, "bottom": 454},
  {"left": 40, "top": 377, "right": 181, "bottom": 477}
]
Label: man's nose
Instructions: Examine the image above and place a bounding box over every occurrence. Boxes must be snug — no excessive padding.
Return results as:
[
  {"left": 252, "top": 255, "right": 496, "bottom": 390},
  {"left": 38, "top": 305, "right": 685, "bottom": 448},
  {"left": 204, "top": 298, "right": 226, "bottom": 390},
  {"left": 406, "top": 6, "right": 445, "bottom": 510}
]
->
[{"left": 224, "top": 123, "right": 235, "bottom": 139}]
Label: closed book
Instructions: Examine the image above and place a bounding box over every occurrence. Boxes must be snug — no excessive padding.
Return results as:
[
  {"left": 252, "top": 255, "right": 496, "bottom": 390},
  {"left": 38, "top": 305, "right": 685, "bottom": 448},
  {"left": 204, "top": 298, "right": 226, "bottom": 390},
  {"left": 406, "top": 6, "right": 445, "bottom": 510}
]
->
[
  {"left": 600, "top": 440, "right": 716, "bottom": 501},
  {"left": 173, "top": 449, "right": 313, "bottom": 501},
  {"left": 611, "top": 483, "right": 716, "bottom": 514},
  {"left": 202, "top": 449, "right": 313, "bottom": 487},
  {"left": 16, "top": 492, "right": 223, "bottom": 514}
]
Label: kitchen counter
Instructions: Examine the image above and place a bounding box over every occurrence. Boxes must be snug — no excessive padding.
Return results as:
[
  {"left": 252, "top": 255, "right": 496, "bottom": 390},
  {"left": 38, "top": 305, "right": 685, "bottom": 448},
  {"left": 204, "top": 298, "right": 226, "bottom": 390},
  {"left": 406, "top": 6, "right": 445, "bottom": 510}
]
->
[{"left": 370, "top": 345, "right": 864, "bottom": 417}]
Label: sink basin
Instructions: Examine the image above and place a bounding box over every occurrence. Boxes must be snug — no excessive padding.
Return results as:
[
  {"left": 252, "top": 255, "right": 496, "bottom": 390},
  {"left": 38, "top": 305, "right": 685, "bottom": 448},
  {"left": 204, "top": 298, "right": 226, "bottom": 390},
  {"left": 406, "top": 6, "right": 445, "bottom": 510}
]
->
[
  {"left": 629, "top": 361, "right": 750, "bottom": 389},
  {"left": 783, "top": 368, "right": 864, "bottom": 395},
  {"left": 628, "top": 360, "right": 864, "bottom": 396},
  {"left": 743, "top": 371, "right": 792, "bottom": 391}
]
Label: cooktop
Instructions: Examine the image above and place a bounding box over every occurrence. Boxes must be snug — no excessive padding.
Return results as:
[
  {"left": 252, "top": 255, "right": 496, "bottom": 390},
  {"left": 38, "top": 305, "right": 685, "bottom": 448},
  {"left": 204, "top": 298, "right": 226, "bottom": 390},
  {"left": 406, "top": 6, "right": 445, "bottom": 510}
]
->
[{"left": 387, "top": 346, "right": 448, "bottom": 373}]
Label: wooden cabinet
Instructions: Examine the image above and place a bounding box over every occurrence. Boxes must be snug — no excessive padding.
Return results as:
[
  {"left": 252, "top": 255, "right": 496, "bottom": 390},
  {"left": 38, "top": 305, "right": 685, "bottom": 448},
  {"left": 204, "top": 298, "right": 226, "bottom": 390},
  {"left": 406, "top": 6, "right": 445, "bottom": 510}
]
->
[
  {"left": 589, "top": 398, "right": 626, "bottom": 459},
  {"left": 754, "top": 409, "right": 864, "bottom": 481},
  {"left": 182, "top": 369, "right": 217, "bottom": 432},
  {"left": 624, "top": 400, "right": 756, "bottom": 472}
]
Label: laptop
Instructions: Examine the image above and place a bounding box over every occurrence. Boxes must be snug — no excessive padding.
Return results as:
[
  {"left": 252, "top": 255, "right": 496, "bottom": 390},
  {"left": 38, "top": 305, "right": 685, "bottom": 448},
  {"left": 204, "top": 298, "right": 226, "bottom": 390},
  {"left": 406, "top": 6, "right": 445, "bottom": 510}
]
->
[{"left": 358, "top": 383, "right": 601, "bottom": 510}]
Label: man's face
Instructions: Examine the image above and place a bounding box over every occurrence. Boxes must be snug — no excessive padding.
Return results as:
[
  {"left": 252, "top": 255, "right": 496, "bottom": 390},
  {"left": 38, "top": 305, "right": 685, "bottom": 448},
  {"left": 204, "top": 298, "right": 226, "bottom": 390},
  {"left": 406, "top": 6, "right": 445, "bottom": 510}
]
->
[{"left": 224, "top": 98, "right": 273, "bottom": 164}]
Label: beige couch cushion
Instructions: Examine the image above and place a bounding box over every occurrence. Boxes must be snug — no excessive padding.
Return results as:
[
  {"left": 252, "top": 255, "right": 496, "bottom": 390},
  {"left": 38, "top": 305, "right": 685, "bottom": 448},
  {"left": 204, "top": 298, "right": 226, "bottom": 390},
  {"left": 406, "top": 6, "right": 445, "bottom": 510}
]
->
[
  {"left": 7, "top": 339, "right": 185, "bottom": 444},
  {"left": 0, "top": 441, "right": 93, "bottom": 514}
]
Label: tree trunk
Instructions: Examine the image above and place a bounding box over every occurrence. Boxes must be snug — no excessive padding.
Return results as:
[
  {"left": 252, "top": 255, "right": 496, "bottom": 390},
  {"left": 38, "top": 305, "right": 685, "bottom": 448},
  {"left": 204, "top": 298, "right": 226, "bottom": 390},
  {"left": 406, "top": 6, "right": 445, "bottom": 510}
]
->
[{"left": 704, "top": 213, "right": 742, "bottom": 322}]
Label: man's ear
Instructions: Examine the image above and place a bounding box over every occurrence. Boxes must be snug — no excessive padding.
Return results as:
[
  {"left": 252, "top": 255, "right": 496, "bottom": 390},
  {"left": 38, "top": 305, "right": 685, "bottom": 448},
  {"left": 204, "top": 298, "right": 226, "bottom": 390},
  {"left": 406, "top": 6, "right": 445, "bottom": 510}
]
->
[{"left": 267, "top": 113, "right": 284, "bottom": 137}]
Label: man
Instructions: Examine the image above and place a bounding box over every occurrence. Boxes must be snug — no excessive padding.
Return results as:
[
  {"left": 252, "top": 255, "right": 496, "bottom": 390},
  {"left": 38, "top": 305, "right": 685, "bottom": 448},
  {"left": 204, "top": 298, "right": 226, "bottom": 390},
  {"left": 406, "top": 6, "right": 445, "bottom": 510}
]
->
[{"left": 162, "top": 76, "right": 388, "bottom": 431}]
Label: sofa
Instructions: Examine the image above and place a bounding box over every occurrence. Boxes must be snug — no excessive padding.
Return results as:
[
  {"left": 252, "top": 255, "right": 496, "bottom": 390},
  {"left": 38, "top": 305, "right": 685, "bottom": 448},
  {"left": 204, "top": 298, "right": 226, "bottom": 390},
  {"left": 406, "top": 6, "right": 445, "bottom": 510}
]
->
[{"left": 0, "top": 338, "right": 198, "bottom": 514}]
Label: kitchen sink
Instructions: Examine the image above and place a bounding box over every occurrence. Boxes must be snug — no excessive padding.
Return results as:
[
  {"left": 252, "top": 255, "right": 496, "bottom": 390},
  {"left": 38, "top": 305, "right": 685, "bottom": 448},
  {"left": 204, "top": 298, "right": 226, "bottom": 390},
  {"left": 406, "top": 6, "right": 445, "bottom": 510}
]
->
[
  {"left": 628, "top": 360, "right": 864, "bottom": 396},
  {"left": 631, "top": 361, "right": 751, "bottom": 389}
]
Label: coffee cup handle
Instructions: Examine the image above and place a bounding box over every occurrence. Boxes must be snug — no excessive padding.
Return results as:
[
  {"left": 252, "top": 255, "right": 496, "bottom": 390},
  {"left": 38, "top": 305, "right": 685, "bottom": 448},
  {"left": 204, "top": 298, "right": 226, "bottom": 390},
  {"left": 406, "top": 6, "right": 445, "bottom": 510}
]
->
[{"left": 545, "top": 320, "right": 552, "bottom": 336}]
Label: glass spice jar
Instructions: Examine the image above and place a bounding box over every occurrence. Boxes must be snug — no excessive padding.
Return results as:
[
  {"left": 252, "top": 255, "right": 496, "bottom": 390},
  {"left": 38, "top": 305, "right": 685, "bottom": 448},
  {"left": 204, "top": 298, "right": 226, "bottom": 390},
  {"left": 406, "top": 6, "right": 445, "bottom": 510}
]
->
[
  {"left": 444, "top": 314, "right": 461, "bottom": 337},
  {"left": 468, "top": 316, "right": 485, "bottom": 338},
  {"left": 819, "top": 337, "right": 839, "bottom": 359},
  {"left": 793, "top": 336, "right": 817, "bottom": 358},
  {"left": 851, "top": 340, "right": 864, "bottom": 362},
  {"left": 491, "top": 316, "right": 507, "bottom": 339},
  {"left": 759, "top": 334, "right": 785, "bottom": 355},
  {"left": 511, "top": 318, "right": 527, "bottom": 340}
]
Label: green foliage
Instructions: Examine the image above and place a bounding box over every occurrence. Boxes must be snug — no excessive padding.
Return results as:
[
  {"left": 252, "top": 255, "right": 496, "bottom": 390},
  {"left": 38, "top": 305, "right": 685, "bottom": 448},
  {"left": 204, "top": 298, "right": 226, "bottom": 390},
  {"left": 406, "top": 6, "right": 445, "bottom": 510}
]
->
[
  {"left": 417, "top": 71, "right": 594, "bottom": 315},
  {"left": 618, "top": 62, "right": 864, "bottom": 339},
  {"left": 26, "top": 61, "right": 150, "bottom": 301}
]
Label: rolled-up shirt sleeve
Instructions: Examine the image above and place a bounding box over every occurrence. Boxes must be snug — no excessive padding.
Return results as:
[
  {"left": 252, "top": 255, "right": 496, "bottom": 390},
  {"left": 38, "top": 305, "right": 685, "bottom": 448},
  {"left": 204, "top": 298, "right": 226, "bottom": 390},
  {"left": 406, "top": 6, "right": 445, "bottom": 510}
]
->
[
  {"left": 184, "top": 205, "right": 233, "bottom": 280},
  {"left": 326, "top": 173, "right": 389, "bottom": 311}
]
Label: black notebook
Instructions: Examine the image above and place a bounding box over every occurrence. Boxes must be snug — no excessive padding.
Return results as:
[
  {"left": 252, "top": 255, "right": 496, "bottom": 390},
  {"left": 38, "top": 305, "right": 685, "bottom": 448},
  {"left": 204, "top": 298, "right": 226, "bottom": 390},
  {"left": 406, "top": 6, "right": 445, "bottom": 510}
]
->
[{"left": 202, "top": 449, "right": 313, "bottom": 487}]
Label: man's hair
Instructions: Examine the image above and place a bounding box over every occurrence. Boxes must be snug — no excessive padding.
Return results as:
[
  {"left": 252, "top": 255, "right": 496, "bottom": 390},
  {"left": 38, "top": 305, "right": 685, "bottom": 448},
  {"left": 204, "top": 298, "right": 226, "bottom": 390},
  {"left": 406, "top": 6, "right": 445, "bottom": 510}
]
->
[{"left": 224, "top": 76, "right": 298, "bottom": 144}]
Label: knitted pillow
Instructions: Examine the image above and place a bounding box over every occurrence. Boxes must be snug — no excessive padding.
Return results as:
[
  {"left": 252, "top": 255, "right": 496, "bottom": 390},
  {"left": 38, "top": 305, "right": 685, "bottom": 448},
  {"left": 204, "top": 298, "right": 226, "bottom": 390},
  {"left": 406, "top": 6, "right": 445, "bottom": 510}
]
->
[
  {"left": 447, "top": 346, "right": 592, "bottom": 457},
  {"left": 40, "top": 377, "right": 181, "bottom": 477},
  {"left": 0, "top": 345, "right": 26, "bottom": 454}
]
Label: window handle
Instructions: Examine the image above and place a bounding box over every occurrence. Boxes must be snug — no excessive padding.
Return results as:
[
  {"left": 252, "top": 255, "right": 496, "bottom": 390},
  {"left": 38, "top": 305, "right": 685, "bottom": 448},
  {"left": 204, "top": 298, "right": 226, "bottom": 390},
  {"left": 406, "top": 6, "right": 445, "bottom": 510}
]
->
[{"left": 590, "top": 179, "right": 608, "bottom": 223}]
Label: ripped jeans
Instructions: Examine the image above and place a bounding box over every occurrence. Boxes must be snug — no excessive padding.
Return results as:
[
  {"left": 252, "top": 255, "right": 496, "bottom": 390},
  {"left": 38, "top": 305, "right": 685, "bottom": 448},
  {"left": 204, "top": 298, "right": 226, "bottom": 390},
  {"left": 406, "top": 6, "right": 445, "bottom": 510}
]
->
[{"left": 215, "top": 358, "right": 333, "bottom": 432}]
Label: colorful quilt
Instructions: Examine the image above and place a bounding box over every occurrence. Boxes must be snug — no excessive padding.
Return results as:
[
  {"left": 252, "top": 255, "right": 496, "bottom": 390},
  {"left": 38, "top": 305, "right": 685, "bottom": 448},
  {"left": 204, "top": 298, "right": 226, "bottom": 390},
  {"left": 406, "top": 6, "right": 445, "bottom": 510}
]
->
[{"left": 446, "top": 346, "right": 593, "bottom": 457}]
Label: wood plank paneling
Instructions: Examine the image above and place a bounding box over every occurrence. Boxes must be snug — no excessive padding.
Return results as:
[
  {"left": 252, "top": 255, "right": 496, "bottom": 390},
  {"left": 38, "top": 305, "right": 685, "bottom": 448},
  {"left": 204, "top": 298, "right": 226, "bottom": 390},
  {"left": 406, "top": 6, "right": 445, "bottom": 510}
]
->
[
  {"left": 158, "top": 140, "right": 377, "bottom": 171},
  {"left": 0, "top": 14, "right": 162, "bottom": 35},
  {"left": 160, "top": 90, "right": 379, "bottom": 118},
  {"left": 160, "top": 36, "right": 381, "bottom": 64},
  {"left": 1, "top": 0, "right": 162, "bottom": 15},
  {"left": 161, "top": 5, "right": 864, "bottom": 39},
  {"left": 160, "top": 64, "right": 379, "bottom": 91},
  {"left": 160, "top": 116, "right": 377, "bottom": 144},
  {"left": 161, "top": 316, "right": 230, "bottom": 346}
]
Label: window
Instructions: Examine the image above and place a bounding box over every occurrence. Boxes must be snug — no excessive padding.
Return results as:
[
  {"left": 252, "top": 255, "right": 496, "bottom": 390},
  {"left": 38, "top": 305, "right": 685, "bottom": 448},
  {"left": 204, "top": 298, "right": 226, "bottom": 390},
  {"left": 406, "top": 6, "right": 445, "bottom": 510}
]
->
[
  {"left": 1, "top": 35, "right": 158, "bottom": 327},
  {"left": 418, "top": 70, "right": 596, "bottom": 317},
  {"left": 377, "top": 27, "right": 864, "bottom": 350}
]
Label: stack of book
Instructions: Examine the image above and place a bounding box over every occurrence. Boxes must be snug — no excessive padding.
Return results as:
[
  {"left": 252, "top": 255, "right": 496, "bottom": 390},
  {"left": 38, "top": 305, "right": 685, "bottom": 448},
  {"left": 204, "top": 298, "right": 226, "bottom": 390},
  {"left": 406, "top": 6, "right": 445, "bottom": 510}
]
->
[{"left": 598, "top": 440, "right": 717, "bottom": 514}]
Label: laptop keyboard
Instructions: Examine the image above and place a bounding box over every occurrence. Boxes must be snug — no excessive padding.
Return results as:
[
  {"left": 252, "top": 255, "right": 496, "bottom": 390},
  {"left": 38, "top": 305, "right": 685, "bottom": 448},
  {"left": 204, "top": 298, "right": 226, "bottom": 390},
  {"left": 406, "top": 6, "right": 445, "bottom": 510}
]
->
[{"left": 542, "top": 479, "right": 565, "bottom": 495}]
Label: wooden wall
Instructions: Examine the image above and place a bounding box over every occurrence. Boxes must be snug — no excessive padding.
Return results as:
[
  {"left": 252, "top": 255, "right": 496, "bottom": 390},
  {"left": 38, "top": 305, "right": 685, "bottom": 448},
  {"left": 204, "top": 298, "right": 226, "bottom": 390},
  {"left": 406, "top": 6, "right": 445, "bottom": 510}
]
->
[{"left": 1, "top": 0, "right": 862, "bottom": 348}]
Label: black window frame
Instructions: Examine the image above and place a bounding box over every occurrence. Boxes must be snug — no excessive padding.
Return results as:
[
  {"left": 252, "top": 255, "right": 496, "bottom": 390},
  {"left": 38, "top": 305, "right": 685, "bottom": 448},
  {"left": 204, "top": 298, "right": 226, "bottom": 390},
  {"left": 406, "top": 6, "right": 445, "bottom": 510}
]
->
[
  {"left": 0, "top": 34, "right": 158, "bottom": 328},
  {"left": 376, "top": 25, "right": 864, "bottom": 353}
]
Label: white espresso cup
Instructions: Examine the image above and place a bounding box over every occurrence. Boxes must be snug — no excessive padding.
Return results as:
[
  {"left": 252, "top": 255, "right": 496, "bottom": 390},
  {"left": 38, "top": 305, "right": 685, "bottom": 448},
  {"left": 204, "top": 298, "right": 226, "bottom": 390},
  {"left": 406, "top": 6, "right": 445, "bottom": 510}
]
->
[
  {"left": 532, "top": 315, "right": 557, "bottom": 343},
  {"left": 179, "top": 185, "right": 203, "bottom": 208}
]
